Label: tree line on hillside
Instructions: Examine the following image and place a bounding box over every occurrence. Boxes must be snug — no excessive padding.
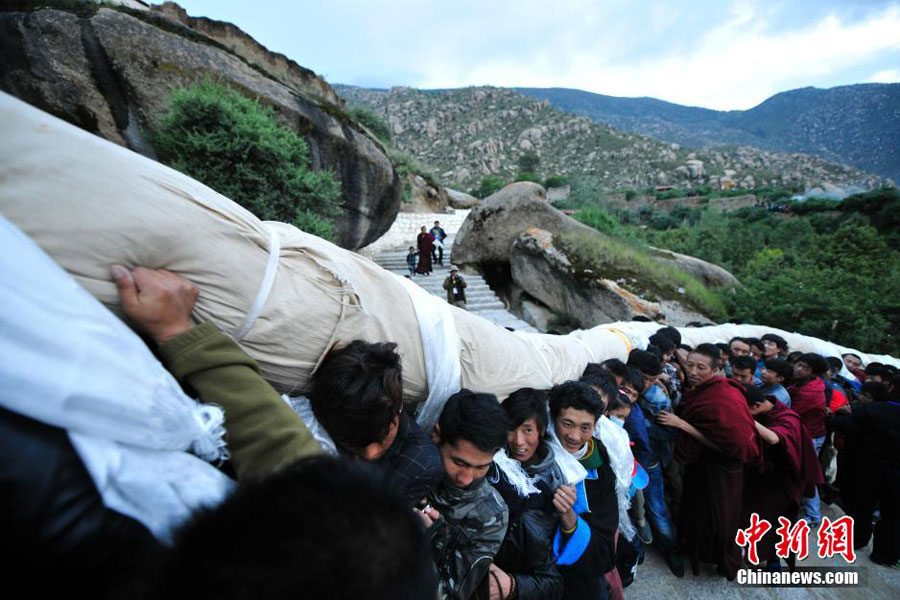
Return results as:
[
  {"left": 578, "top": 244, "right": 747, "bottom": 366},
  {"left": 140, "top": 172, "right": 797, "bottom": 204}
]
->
[{"left": 572, "top": 186, "right": 900, "bottom": 355}]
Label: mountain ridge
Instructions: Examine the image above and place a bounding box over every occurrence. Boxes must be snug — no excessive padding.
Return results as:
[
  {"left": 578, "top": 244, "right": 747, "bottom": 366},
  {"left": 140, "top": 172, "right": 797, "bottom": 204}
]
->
[
  {"left": 336, "top": 84, "right": 889, "bottom": 194},
  {"left": 515, "top": 83, "right": 900, "bottom": 183}
]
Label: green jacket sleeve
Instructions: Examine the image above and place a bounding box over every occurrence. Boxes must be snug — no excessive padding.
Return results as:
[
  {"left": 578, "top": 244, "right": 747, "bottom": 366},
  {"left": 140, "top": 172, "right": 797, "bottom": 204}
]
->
[{"left": 158, "top": 322, "right": 322, "bottom": 481}]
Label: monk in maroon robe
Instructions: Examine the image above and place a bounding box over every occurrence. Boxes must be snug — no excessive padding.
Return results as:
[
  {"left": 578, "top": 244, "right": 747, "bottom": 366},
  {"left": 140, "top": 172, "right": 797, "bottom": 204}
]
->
[
  {"left": 415, "top": 226, "right": 434, "bottom": 275},
  {"left": 742, "top": 388, "right": 824, "bottom": 568},
  {"left": 658, "top": 344, "right": 760, "bottom": 580}
]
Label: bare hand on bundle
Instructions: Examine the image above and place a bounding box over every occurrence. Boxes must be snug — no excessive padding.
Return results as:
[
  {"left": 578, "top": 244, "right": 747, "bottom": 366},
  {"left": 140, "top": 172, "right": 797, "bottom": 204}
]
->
[{"left": 112, "top": 265, "right": 198, "bottom": 344}]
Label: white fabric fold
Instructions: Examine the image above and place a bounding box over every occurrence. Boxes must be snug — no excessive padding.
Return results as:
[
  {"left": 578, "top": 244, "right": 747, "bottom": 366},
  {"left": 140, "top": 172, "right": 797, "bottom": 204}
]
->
[
  {"left": 394, "top": 275, "right": 463, "bottom": 432},
  {"left": 0, "top": 216, "right": 233, "bottom": 543}
]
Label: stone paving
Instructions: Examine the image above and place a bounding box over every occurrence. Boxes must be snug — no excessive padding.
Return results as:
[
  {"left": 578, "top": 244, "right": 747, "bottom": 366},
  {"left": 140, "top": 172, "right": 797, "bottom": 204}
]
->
[{"left": 629, "top": 502, "right": 899, "bottom": 600}]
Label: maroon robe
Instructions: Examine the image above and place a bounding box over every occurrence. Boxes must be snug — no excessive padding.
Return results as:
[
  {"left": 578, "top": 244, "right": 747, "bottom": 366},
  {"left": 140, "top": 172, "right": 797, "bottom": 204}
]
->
[
  {"left": 742, "top": 401, "right": 824, "bottom": 565},
  {"left": 415, "top": 232, "right": 434, "bottom": 274},
  {"left": 676, "top": 376, "right": 761, "bottom": 579}
]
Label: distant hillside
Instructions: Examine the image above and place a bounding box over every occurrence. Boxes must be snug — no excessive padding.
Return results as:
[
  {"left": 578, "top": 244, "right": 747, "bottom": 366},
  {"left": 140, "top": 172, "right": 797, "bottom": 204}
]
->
[
  {"left": 516, "top": 84, "right": 900, "bottom": 184},
  {"left": 336, "top": 84, "right": 887, "bottom": 193}
]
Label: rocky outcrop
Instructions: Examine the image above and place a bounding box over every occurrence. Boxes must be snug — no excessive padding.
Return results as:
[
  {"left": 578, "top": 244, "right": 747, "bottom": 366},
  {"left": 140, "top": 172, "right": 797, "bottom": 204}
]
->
[
  {"left": 511, "top": 228, "right": 652, "bottom": 325},
  {"left": 150, "top": 2, "right": 343, "bottom": 107},
  {"left": 0, "top": 2, "right": 400, "bottom": 249},
  {"left": 403, "top": 174, "right": 450, "bottom": 213},
  {"left": 453, "top": 181, "right": 738, "bottom": 289},
  {"left": 510, "top": 229, "right": 709, "bottom": 327},
  {"left": 452, "top": 182, "right": 586, "bottom": 265},
  {"left": 648, "top": 248, "right": 739, "bottom": 288},
  {"left": 445, "top": 188, "right": 480, "bottom": 209}
]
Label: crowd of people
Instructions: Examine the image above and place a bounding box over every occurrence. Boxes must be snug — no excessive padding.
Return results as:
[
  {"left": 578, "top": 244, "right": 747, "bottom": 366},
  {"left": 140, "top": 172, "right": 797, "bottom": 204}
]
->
[{"left": 6, "top": 260, "right": 900, "bottom": 599}]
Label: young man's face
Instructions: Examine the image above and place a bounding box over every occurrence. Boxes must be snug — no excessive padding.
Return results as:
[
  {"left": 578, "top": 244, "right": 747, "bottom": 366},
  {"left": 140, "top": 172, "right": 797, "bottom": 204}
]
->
[
  {"left": 686, "top": 352, "right": 716, "bottom": 387},
  {"left": 760, "top": 367, "right": 782, "bottom": 386},
  {"left": 730, "top": 367, "right": 754, "bottom": 386},
  {"left": 842, "top": 354, "right": 862, "bottom": 371},
  {"left": 507, "top": 417, "right": 541, "bottom": 465},
  {"left": 437, "top": 438, "right": 495, "bottom": 490},
  {"left": 554, "top": 407, "right": 597, "bottom": 454},
  {"left": 762, "top": 339, "right": 779, "bottom": 358},
  {"left": 730, "top": 340, "right": 751, "bottom": 357},
  {"left": 750, "top": 345, "right": 763, "bottom": 361},
  {"left": 794, "top": 360, "right": 813, "bottom": 381}
]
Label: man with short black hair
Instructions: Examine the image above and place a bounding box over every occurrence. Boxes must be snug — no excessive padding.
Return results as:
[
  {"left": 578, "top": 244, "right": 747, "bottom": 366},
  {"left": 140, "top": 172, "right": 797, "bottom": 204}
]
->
[
  {"left": 548, "top": 381, "right": 618, "bottom": 599},
  {"left": 760, "top": 358, "right": 793, "bottom": 407},
  {"left": 148, "top": 457, "right": 438, "bottom": 600},
  {"left": 760, "top": 333, "right": 788, "bottom": 360},
  {"left": 428, "top": 390, "right": 509, "bottom": 600},
  {"left": 730, "top": 355, "right": 757, "bottom": 386},
  {"left": 309, "top": 341, "right": 443, "bottom": 509},
  {"left": 431, "top": 220, "right": 447, "bottom": 265},
  {"left": 742, "top": 388, "right": 823, "bottom": 570},
  {"left": 728, "top": 337, "right": 751, "bottom": 358}
]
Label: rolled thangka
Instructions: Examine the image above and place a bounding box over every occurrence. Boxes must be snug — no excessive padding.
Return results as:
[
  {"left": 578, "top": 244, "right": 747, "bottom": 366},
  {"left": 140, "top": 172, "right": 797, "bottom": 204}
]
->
[
  {"left": 0, "top": 91, "right": 634, "bottom": 432},
  {"left": 607, "top": 321, "right": 900, "bottom": 378},
  {"left": 0, "top": 215, "right": 233, "bottom": 544}
]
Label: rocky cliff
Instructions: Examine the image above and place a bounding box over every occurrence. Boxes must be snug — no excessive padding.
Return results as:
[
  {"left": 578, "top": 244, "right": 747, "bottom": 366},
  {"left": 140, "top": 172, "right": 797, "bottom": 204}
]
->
[
  {"left": 336, "top": 85, "right": 888, "bottom": 193},
  {"left": 0, "top": 0, "right": 401, "bottom": 249}
]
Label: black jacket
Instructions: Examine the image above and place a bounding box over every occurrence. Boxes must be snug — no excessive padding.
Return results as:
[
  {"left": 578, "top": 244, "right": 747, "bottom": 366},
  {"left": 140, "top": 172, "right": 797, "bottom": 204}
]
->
[
  {"left": 489, "top": 444, "right": 564, "bottom": 600},
  {"left": 0, "top": 407, "right": 161, "bottom": 597}
]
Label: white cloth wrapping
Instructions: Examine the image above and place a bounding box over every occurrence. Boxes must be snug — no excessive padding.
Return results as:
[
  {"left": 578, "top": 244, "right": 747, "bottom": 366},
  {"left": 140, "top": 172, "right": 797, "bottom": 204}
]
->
[
  {"left": 0, "top": 216, "right": 234, "bottom": 543},
  {"left": 595, "top": 416, "right": 637, "bottom": 541},
  {"left": 607, "top": 321, "right": 900, "bottom": 376}
]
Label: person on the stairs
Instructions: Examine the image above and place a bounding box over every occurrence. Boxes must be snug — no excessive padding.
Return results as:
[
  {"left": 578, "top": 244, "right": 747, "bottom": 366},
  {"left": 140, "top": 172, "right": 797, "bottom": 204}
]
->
[
  {"left": 406, "top": 246, "right": 417, "bottom": 278},
  {"left": 416, "top": 226, "right": 434, "bottom": 276},
  {"left": 430, "top": 220, "right": 447, "bottom": 266},
  {"left": 444, "top": 266, "right": 467, "bottom": 309}
]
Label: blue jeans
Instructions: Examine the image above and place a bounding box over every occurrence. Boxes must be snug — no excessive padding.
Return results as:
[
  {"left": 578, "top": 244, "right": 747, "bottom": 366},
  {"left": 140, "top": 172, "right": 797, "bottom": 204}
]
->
[
  {"left": 644, "top": 463, "right": 677, "bottom": 552},
  {"left": 802, "top": 436, "right": 825, "bottom": 523}
]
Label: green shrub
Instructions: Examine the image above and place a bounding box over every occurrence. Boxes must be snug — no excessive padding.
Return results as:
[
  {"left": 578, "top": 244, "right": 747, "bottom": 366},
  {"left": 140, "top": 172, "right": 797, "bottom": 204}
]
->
[
  {"left": 515, "top": 172, "right": 542, "bottom": 183},
  {"left": 347, "top": 105, "right": 392, "bottom": 144},
  {"left": 544, "top": 175, "right": 569, "bottom": 189},
  {"left": 518, "top": 150, "right": 540, "bottom": 174},
  {"left": 150, "top": 80, "right": 341, "bottom": 240},
  {"left": 474, "top": 175, "right": 507, "bottom": 199}
]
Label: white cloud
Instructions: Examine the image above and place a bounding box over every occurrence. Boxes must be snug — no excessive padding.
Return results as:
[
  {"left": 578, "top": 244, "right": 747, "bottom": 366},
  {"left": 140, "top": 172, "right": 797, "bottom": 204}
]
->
[
  {"left": 175, "top": 0, "right": 900, "bottom": 110},
  {"left": 867, "top": 69, "right": 900, "bottom": 82},
  {"left": 413, "top": 2, "right": 900, "bottom": 109}
]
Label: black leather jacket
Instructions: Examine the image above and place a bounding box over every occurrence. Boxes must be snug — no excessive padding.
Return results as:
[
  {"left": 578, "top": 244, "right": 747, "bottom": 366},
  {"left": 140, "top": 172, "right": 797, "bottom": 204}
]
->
[{"left": 0, "top": 407, "right": 161, "bottom": 597}]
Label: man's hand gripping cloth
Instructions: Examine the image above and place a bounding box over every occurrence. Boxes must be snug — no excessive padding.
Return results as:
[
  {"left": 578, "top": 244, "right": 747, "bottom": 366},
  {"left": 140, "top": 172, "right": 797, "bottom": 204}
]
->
[{"left": 0, "top": 217, "right": 233, "bottom": 544}]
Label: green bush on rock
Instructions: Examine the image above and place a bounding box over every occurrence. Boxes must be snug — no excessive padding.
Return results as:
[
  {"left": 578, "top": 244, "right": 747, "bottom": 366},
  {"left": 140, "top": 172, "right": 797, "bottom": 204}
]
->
[{"left": 150, "top": 81, "right": 342, "bottom": 240}]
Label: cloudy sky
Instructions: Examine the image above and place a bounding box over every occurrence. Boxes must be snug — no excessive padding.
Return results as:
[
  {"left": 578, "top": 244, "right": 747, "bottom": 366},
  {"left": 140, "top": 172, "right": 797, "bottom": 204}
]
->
[{"left": 173, "top": 0, "right": 900, "bottom": 111}]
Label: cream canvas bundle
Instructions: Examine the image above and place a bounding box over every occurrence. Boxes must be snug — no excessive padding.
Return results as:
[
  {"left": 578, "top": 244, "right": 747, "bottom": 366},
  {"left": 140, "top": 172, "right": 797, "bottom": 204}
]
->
[{"left": 0, "top": 92, "right": 634, "bottom": 418}]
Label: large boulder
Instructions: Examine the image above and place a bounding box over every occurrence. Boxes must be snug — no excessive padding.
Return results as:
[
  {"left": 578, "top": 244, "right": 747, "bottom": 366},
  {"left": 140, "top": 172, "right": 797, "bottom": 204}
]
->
[
  {"left": 453, "top": 181, "right": 737, "bottom": 288},
  {"left": 511, "top": 228, "right": 708, "bottom": 328},
  {"left": 445, "top": 188, "right": 480, "bottom": 209},
  {"left": 0, "top": 2, "right": 400, "bottom": 249},
  {"left": 648, "top": 248, "right": 739, "bottom": 288},
  {"left": 452, "top": 182, "right": 588, "bottom": 265}
]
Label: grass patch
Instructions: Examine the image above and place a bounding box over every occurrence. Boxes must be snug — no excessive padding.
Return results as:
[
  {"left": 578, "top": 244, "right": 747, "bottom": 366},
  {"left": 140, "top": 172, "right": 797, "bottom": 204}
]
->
[{"left": 558, "top": 231, "right": 727, "bottom": 320}]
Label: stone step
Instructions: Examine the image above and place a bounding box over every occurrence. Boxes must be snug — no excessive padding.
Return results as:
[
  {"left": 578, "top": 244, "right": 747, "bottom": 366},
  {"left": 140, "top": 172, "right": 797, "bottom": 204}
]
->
[{"left": 371, "top": 240, "right": 538, "bottom": 333}]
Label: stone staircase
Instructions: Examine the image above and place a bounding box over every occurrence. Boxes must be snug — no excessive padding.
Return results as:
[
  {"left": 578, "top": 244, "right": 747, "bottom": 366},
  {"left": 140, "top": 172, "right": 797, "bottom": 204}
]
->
[{"left": 373, "top": 235, "right": 538, "bottom": 332}]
